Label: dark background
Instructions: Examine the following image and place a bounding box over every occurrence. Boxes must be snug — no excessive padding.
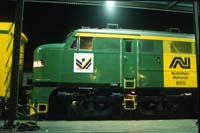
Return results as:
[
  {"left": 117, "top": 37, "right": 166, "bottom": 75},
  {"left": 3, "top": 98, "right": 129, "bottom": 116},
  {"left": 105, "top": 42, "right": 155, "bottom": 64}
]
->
[{"left": 1, "top": 1, "right": 194, "bottom": 72}]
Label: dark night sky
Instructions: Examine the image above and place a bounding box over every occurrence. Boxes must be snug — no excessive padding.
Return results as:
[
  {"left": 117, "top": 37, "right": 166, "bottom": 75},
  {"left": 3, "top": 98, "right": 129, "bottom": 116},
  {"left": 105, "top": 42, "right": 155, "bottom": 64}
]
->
[{"left": 1, "top": 1, "right": 194, "bottom": 71}]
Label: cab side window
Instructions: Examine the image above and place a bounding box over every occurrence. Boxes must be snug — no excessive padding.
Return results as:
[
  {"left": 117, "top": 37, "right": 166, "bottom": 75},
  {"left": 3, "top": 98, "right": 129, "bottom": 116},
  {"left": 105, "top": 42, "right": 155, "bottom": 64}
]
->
[
  {"left": 125, "top": 40, "right": 132, "bottom": 53},
  {"left": 70, "top": 37, "right": 78, "bottom": 49},
  {"left": 80, "top": 37, "right": 93, "bottom": 50},
  {"left": 170, "top": 41, "right": 192, "bottom": 54},
  {"left": 94, "top": 38, "right": 120, "bottom": 52},
  {"left": 139, "top": 40, "right": 154, "bottom": 53}
]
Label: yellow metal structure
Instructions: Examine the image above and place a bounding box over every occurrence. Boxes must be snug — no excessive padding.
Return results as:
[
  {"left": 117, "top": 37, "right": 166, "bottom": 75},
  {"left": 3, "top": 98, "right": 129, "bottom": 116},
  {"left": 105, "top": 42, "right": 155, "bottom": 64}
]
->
[
  {"left": 0, "top": 22, "right": 28, "bottom": 100},
  {"left": 37, "top": 103, "right": 48, "bottom": 113},
  {"left": 163, "top": 40, "right": 197, "bottom": 88},
  {"left": 122, "top": 94, "right": 137, "bottom": 110},
  {"left": 123, "top": 78, "right": 136, "bottom": 89}
]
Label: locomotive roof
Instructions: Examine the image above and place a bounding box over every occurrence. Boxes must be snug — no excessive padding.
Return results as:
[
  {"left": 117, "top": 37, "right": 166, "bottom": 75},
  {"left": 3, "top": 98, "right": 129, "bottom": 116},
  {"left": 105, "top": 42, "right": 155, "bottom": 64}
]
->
[{"left": 75, "top": 28, "right": 194, "bottom": 39}]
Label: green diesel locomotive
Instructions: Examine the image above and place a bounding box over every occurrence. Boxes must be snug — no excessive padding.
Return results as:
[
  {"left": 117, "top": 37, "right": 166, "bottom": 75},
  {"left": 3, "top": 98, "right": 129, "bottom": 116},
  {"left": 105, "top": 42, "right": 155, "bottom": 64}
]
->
[{"left": 30, "top": 28, "right": 197, "bottom": 118}]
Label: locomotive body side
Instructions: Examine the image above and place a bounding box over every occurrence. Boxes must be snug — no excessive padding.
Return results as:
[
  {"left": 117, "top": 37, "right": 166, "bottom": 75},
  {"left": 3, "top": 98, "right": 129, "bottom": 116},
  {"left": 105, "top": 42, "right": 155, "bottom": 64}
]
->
[{"left": 30, "top": 29, "right": 197, "bottom": 117}]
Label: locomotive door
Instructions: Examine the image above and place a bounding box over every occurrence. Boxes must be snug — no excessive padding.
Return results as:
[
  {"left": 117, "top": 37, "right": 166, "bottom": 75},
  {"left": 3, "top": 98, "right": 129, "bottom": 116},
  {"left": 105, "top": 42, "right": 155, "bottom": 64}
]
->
[
  {"left": 62, "top": 36, "right": 93, "bottom": 83},
  {"left": 122, "top": 39, "right": 138, "bottom": 89}
]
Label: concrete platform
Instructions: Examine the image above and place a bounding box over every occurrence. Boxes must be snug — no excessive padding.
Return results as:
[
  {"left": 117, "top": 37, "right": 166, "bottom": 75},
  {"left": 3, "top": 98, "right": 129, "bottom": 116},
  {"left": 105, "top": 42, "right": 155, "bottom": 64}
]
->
[{"left": 0, "top": 119, "right": 198, "bottom": 132}]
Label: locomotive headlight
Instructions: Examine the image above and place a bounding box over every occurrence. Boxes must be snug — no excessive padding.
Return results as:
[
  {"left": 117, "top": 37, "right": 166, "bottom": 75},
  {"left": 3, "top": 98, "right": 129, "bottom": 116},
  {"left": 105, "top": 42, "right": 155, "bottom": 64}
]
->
[{"left": 33, "top": 60, "right": 45, "bottom": 68}]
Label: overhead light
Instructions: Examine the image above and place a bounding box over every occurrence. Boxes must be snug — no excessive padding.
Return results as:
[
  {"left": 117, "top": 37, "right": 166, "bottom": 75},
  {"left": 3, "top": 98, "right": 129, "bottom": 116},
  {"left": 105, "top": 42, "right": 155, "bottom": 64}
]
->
[{"left": 106, "top": 1, "right": 115, "bottom": 8}]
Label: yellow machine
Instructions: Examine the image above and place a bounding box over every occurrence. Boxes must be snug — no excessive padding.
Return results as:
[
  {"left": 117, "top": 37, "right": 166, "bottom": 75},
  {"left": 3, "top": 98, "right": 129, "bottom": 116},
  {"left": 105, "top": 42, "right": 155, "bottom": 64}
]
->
[{"left": 0, "top": 22, "right": 27, "bottom": 115}]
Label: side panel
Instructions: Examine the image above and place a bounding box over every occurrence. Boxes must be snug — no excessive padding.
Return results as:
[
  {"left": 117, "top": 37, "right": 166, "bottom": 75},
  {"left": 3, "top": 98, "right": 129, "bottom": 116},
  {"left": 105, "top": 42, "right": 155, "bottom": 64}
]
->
[
  {"left": 61, "top": 37, "right": 121, "bottom": 85},
  {"left": 163, "top": 40, "right": 197, "bottom": 88},
  {"left": 137, "top": 40, "right": 163, "bottom": 88},
  {"left": 94, "top": 37, "right": 120, "bottom": 84},
  {"left": 94, "top": 52, "right": 120, "bottom": 84},
  {"left": 33, "top": 46, "right": 64, "bottom": 83}
]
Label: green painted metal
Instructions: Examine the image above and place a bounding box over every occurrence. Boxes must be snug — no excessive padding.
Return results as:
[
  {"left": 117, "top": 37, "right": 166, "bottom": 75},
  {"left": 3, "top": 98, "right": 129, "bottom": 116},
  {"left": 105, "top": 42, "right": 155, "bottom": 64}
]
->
[
  {"left": 122, "top": 39, "right": 138, "bottom": 77},
  {"left": 33, "top": 43, "right": 65, "bottom": 83},
  {"left": 137, "top": 40, "right": 163, "bottom": 88},
  {"left": 31, "top": 87, "right": 56, "bottom": 105},
  {"left": 33, "top": 31, "right": 165, "bottom": 88},
  {"left": 60, "top": 37, "right": 120, "bottom": 84},
  {"left": 122, "top": 39, "right": 138, "bottom": 87}
]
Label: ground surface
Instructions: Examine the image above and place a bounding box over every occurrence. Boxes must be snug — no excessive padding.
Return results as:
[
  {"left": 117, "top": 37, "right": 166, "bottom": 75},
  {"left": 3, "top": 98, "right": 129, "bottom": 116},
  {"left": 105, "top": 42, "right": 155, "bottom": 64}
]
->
[{"left": 0, "top": 119, "right": 198, "bottom": 133}]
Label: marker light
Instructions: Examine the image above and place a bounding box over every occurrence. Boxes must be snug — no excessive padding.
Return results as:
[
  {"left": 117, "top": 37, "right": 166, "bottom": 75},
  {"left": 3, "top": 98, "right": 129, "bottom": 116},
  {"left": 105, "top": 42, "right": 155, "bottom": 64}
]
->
[{"left": 33, "top": 60, "right": 45, "bottom": 68}]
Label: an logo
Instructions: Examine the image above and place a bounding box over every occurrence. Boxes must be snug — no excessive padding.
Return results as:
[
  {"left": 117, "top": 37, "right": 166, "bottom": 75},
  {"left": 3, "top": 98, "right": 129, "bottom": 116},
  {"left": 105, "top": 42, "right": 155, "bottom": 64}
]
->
[
  {"left": 74, "top": 53, "right": 94, "bottom": 73},
  {"left": 76, "top": 57, "right": 92, "bottom": 69},
  {"left": 169, "top": 57, "right": 191, "bottom": 69}
]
